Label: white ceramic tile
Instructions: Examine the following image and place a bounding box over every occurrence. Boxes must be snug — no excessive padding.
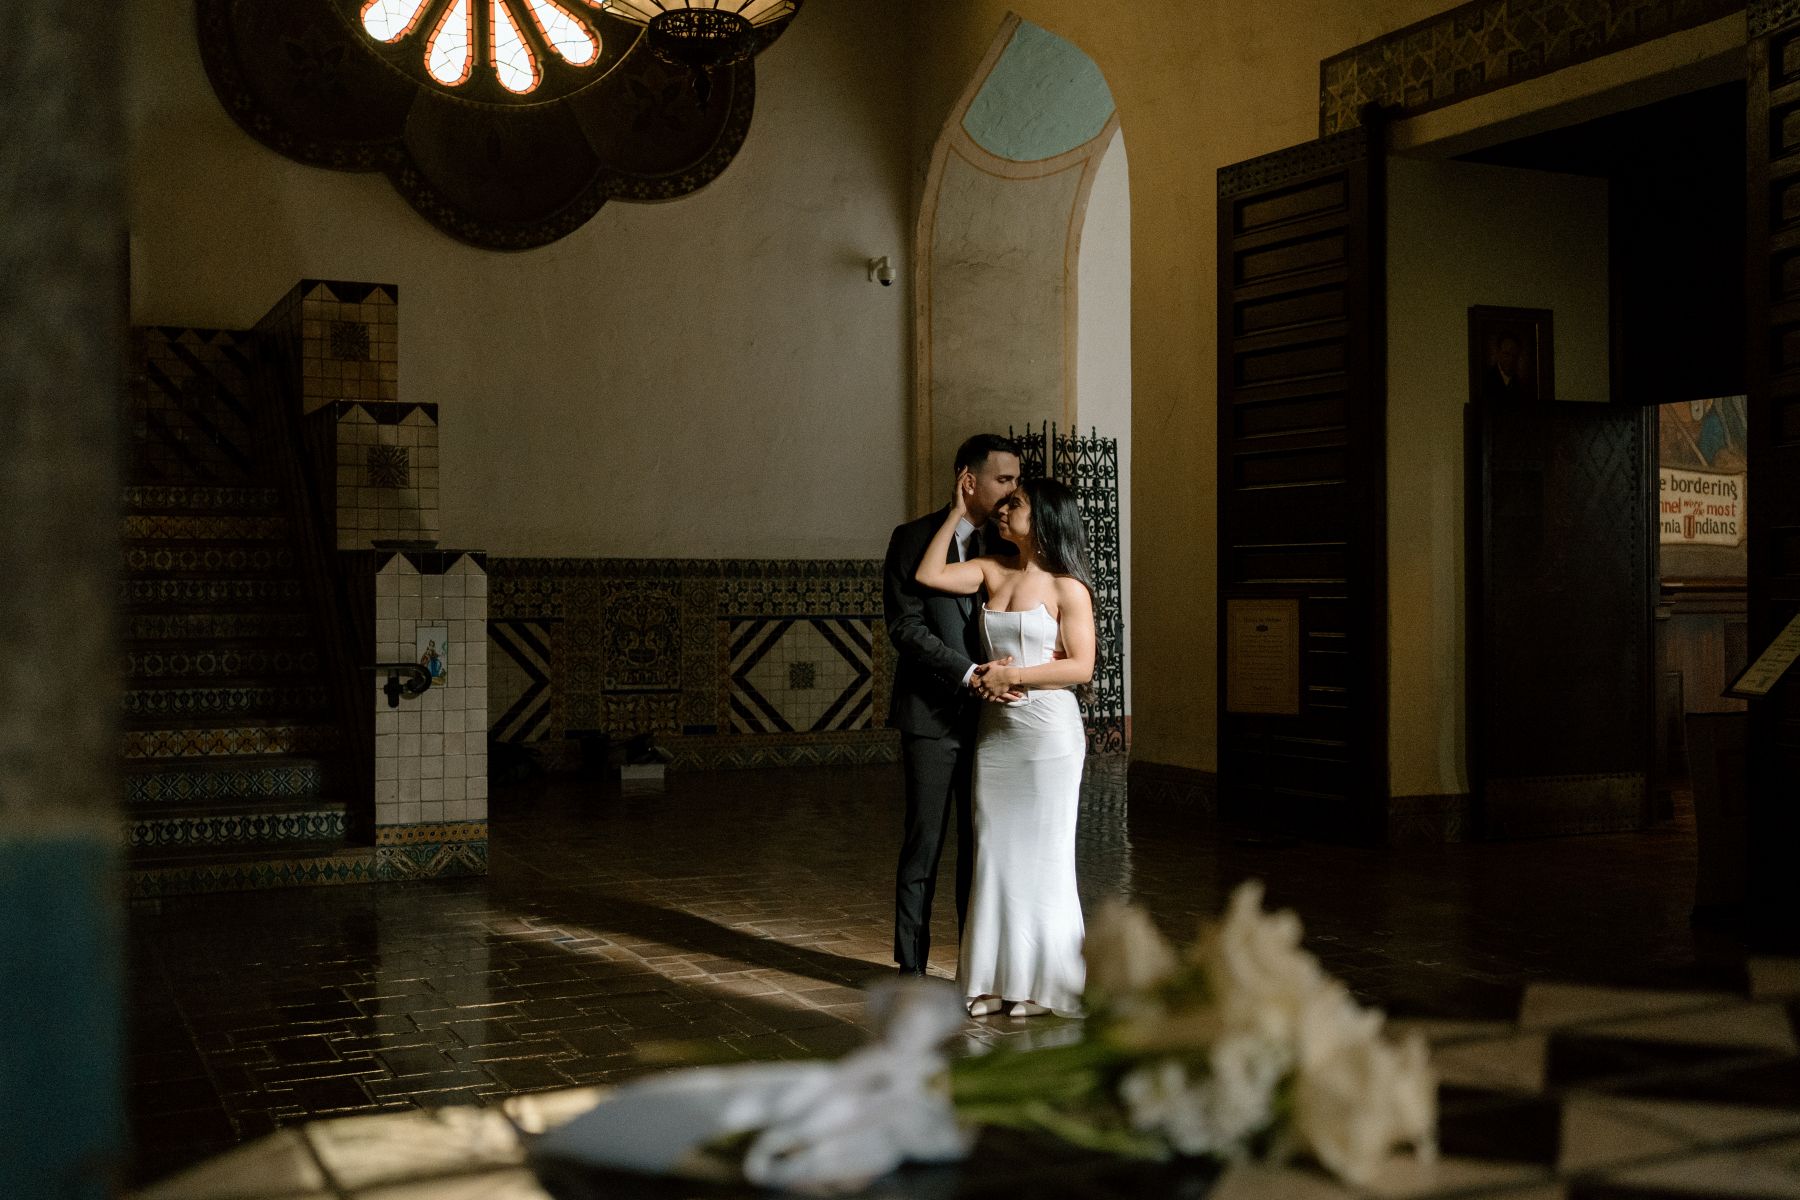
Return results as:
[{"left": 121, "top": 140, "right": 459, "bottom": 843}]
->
[
  {"left": 421, "top": 707, "right": 444, "bottom": 733},
  {"left": 375, "top": 778, "right": 398, "bottom": 804},
  {"left": 468, "top": 776, "right": 488, "bottom": 800},
  {"left": 420, "top": 756, "right": 443, "bottom": 780},
  {"left": 421, "top": 734, "right": 443, "bottom": 758},
  {"left": 444, "top": 775, "right": 467, "bottom": 801},
  {"left": 375, "top": 755, "right": 398, "bottom": 782},
  {"left": 398, "top": 710, "right": 421, "bottom": 734},
  {"left": 419, "top": 800, "right": 444, "bottom": 822},
  {"left": 420, "top": 777, "right": 443, "bottom": 803},
  {"left": 467, "top": 796, "right": 487, "bottom": 819},
  {"left": 464, "top": 709, "right": 486, "bottom": 732},
  {"left": 444, "top": 754, "right": 466, "bottom": 781},
  {"left": 375, "top": 710, "right": 398, "bottom": 735},
  {"left": 399, "top": 776, "right": 421, "bottom": 803},
  {"left": 396, "top": 801, "right": 421, "bottom": 824},
  {"left": 397, "top": 733, "right": 420, "bottom": 758},
  {"left": 443, "top": 800, "right": 468, "bottom": 822}
]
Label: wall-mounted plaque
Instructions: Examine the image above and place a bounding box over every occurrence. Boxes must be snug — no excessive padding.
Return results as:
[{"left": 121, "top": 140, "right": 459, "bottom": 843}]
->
[
  {"left": 1725, "top": 611, "right": 1800, "bottom": 699},
  {"left": 1226, "top": 598, "right": 1301, "bottom": 715}
]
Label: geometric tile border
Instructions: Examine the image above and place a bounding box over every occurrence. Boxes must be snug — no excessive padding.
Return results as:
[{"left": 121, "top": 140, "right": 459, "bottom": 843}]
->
[
  {"left": 724, "top": 617, "right": 875, "bottom": 734},
  {"left": 1319, "top": 0, "right": 1745, "bottom": 136},
  {"left": 128, "top": 825, "right": 488, "bottom": 896},
  {"left": 127, "top": 807, "right": 347, "bottom": 849}
]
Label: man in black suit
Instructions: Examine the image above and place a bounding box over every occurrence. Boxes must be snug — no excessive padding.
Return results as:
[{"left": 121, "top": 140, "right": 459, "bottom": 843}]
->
[{"left": 883, "top": 433, "right": 1022, "bottom": 977}]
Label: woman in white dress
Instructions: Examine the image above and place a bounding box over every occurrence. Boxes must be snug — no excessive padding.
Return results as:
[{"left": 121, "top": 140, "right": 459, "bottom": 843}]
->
[{"left": 915, "top": 473, "right": 1096, "bottom": 1018}]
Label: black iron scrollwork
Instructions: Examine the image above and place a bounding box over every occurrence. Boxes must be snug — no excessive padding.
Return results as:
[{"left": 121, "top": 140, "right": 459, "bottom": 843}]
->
[{"left": 1009, "top": 423, "right": 1127, "bottom": 755}]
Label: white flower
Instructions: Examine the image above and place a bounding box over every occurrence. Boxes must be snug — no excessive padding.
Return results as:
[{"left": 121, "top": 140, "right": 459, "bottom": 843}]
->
[
  {"left": 1118, "top": 1035, "right": 1289, "bottom": 1159},
  {"left": 1084, "top": 900, "right": 1179, "bottom": 1003},
  {"left": 1199, "top": 881, "right": 1326, "bottom": 1046},
  {"left": 1293, "top": 1027, "right": 1437, "bottom": 1186}
]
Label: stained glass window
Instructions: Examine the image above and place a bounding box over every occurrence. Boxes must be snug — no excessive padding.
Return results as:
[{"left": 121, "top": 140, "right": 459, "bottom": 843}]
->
[{"left": 361, "top": 0, "right": 606, "bottom": 96}]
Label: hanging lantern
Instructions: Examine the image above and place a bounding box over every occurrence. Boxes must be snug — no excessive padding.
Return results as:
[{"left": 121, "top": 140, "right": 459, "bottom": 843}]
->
[{"left": 598, "top": 0, "right": 798, "bottom": 100}]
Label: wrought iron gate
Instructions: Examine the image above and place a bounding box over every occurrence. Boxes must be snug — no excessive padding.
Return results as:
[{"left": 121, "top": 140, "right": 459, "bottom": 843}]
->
[{"left": 1010, "top": 423, "right": 1126, "bottom": 754}]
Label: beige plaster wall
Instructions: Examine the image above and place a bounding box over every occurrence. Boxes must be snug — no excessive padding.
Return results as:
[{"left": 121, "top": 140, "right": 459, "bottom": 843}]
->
[
  {"left": 1385, "top": 156, "right": 1610, "bottom": 797},
  {"left": 124, "top": 0, "right": 913, "bottom": 560},
  {"left": 1075, "top": 130, "right": 1132, "bottom": 709},
  {"left": 907, "top": 0, "right": 1450, "bottom": 770}
]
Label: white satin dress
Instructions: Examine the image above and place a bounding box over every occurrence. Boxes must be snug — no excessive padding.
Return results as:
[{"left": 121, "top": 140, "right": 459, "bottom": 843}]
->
[{"left": 957, "top": 603, "right": 1087, "bottom": 1015}]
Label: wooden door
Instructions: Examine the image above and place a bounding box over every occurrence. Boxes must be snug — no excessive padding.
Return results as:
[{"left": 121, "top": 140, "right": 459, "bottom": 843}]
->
[
  {"left": 1216, "top": 126, "right": 1387, "bottom": 843},
  {"left": 1745, "top": 2, "right": 1800, "bottom": 948},
  {"left": 1469, "top": 401, "right": 1654, "bottom": 837}
]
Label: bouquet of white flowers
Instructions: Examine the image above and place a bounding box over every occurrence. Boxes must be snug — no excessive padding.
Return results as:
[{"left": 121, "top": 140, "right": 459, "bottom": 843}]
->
[
  {"left": 532, "top": 881, "right": 1435, "bottom": 1194},
  {"left": 950, "top": 881, "right": 1437, "bottom": 1185}
]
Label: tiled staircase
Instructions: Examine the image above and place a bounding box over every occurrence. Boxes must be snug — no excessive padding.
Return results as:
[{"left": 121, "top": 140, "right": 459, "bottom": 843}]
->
[{"left": 125, "top": 329, "right": 361, "bottom": 896}]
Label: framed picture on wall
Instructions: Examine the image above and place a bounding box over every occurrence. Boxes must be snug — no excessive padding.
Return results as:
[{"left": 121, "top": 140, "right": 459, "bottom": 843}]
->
[{"left": 1468, "top": 306, "right": 1554, "bottom": 404}]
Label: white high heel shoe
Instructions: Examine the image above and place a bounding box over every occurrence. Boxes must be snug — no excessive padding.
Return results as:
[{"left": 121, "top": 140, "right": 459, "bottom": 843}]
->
[
  {"left": 1006, "top": 1000, "right": 1052, "bottom": 1017},
  {"left": 966, "top": 996, "right": 1004, "bottom": 1017}
]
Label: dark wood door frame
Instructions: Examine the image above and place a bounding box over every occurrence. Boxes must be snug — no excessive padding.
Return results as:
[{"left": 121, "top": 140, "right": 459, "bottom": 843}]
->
[{"left": 1215, "top": 120, "right": 1389, "bottom": 845}]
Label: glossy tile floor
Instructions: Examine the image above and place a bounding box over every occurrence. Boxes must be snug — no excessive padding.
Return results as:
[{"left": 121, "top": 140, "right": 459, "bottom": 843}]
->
[{"left": 126, "top": 760, "right": 1751, "bottom": 1189}]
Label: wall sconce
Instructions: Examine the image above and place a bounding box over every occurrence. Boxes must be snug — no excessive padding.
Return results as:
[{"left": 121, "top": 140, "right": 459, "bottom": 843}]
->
[{"left": 868, "top": 256, "right": 896, "bottom": 287}]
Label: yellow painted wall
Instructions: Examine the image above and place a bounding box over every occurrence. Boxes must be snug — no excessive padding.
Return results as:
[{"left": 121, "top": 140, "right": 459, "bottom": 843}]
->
[{"left": 907, "top": 1, "right": 1450, "bottom": 771}]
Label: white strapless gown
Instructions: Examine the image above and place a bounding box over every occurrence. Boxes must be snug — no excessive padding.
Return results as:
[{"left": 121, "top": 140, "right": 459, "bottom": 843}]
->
[{"left": 957, "top": 604, "right": 1087, "bottom": 1015}]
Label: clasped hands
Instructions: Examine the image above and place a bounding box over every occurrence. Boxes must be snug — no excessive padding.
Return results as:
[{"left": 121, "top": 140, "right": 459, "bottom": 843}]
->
[{"left": 970, "top": 656, "right": 1023, "bottom": 703}]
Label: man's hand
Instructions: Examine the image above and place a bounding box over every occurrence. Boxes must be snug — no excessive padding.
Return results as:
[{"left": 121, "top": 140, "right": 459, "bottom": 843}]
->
[{"left": 971, "top": 656, "right": 1024, "bottom": 703}]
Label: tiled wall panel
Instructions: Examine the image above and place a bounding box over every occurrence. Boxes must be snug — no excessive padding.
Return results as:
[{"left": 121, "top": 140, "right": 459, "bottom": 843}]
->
[
  {"left": 487, "top": 558, "right": 896, "bottom": 769},
  {"left": 370, "top": 551, "right": 487, "bottom": 875}
]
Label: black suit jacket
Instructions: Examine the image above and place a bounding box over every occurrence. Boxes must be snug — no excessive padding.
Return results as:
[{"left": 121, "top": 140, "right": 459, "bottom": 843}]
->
[{"left": 883, "top": 508, "right": 1008, "bottom": 739}]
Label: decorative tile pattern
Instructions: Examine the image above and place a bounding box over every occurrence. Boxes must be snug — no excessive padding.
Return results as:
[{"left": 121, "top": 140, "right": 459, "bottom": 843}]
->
[
  {"left": 124, "top": 725, "right": 341, "bottom": 760},
  {"left": 122, "top": 684, "right": 330, "bottom": 721},
  {"left": 123, "top": 544, "right": 295, "bottom": 574},
  {"left": 365, "top": 444, "right": 409, "bottom": 488},
  {"left": 129, "top": 849, "right": 380, "bottom": 898},
  {"left": 122, "top": 514, "right": 289, "bottom": 541},
  {"left": 123, "top": 646, "right": 320, "bottom": 681},
  {"left": 329, "top": 319, "right": 371, "bottom": 361},
  {"left": 1319, "top": 0, "right": 1746, "bottom": 136},
  {"left": 121, "top": 577, "right": 303, "bottom": 607},
  {"left": 488, "top": 620, "right": 555, "bottom": 743},
  {"left": 129, "top": 327, "right": 260, "bottom": 485},
  {"left": 127, "top": 760, "right": 327, "bottom": 805},
  {"left": 128, "top": 807, "right": 347, "bottom": 849},
  {"left": 725, "top": 618, "right": 874, "bottom": 734},
  {"left": 486, "top": 558, "right": 891, "bottom": 764},
  {"left": 335, "top": 403, "right": 438, "bottom": 549},
  {"left": 123, "top": 485, "right": 280, "bottom": 512},
  {"left": 124, "top": 611, "right": 307, "bottom": 642}
]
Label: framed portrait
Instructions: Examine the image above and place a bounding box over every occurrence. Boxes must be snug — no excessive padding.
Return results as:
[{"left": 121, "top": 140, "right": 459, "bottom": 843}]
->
[{"left": 1468, "top": 306, "right": 1554, "bottom": 405}]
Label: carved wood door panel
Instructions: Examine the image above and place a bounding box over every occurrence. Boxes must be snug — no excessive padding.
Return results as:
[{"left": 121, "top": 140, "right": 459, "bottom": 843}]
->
[
  {"left": 1470, "top": 402, "right": 1653, "bottom": 838},
  {"left": 1216, "top": 127, "right": 1387, "bottom": 844},
  {"left": 1745, "top": 1, "right": 1800, "bottom": 947}
]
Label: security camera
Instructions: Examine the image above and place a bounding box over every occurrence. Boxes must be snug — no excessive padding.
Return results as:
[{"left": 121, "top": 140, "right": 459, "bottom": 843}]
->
[{"left": 869, "top": 256, "right": 896, "bottom": 287}]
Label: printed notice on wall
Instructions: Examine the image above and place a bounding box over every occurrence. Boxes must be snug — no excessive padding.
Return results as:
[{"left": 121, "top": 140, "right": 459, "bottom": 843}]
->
[
  {"left": 1726, "top": 612, "right": 1800, "bottom": 699},
  {"left": 1658, "top": 468, "right": 1745, "bottom": 546},
  {"left": 1226, "top": 598, "right": 1301, "bottom": 716}
]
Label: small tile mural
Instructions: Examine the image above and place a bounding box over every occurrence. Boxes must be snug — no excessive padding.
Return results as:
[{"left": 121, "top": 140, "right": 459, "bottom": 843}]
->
[{"left": 486, "top": 558, "right": 896, "bottom": 769}]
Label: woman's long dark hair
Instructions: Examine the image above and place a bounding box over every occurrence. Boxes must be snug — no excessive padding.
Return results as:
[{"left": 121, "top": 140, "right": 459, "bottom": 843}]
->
[
  {"left": 1018, "top": 476, "right": 1095, "bottom": 598},
  {"left": 1016, "top": 476, "right": 1100, "bottom": 703}
]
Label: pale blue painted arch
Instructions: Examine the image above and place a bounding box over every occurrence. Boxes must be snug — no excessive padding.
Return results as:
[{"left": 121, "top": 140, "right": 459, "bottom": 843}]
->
[{"left": 961, "top": 20, "right": 1115, "bottom": 162}]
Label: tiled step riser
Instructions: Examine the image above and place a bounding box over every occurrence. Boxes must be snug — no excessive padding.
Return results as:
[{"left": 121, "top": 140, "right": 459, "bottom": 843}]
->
[
  {"left": 129, "top": 809, "right": 347, "bottom": 850},
  {"left": 122, "top": 578, "right": 304, "bottom": 607},
  {"left": 129, "top": 852, "right": 381, "bottom": 898},
  {"left": 123, "top": 685, "right": 330, "bottom": 721},
  {"left": 123, "top": 485, "right": 280, "bottom": 513},
  {"left": 127, "top": 762, "right": 327, "bottom": 805},
  {"left": 124, "top": 726, "right": 341, "bottom": 760},
  {"left": 122, "top": 515, "right": 290, "bottom": 540},
  {"left": 125, "top": 612, "right": 308, "bottom": 642},
  {"left": 124, "top": 546, "right": 297, "bottom": 575},
  {"left": 124, "top": 648, "right": 320, "bottom": 681}
]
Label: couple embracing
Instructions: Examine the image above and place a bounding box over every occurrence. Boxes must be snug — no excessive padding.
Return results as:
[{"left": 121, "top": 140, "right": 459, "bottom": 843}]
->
[{"left": 883, "top": 433, "right": 1096, "bottom": 1018}]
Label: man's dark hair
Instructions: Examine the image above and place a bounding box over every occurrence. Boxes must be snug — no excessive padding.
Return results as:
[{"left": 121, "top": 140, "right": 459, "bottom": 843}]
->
[{"left": 953, "top": 433, "right": 1020, "bottom": 474}]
